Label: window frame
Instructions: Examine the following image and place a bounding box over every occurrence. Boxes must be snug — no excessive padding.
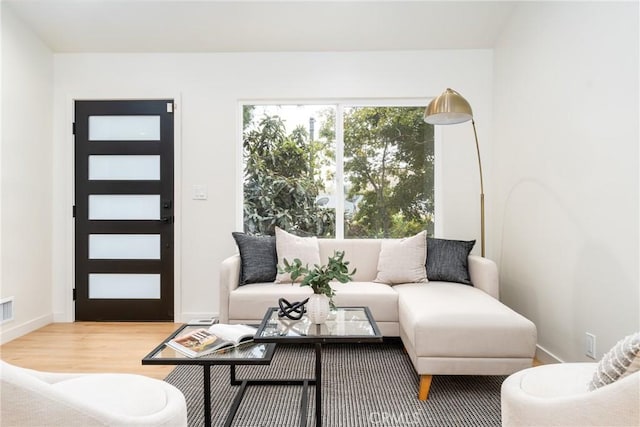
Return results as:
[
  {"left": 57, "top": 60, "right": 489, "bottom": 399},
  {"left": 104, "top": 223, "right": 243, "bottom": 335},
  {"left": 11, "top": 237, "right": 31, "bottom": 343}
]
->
[{"left": 237, "top": 98, "right": 437, "bottom": 239}]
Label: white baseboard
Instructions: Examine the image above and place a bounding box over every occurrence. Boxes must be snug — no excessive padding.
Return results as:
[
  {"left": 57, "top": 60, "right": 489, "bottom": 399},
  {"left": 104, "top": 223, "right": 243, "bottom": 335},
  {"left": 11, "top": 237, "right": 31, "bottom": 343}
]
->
[
  {"left": 536, "top": 344, "right": 564, "bottom": 364},
  {"left": 0, "top": 314, "right": 54, "bottom": 345}
]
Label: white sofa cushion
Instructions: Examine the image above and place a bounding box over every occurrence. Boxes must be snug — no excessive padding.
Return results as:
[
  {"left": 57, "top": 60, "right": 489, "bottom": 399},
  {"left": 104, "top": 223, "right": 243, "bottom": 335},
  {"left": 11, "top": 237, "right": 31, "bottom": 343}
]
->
[
  {"left": 331, "top": 282, "right": 399, "bottom": 322},
  {"left": 318, "top": 239, "right": 382, "bottom": 281},
  {"left": 229, "top": 281, "right": 399, "bottom": 323},
  {"left": 275, "top": 227, "right": 321, "bottom": 283},
  {"left": 52, "top": 374, "right": 170, "bottom": 417},
  {"left": 396, "top": 282, "right": 536, "bottom": 358},
  {"left": 374, "top": 231, "right": 428, "bottom": 285},
  {"left": 520, "top": 363, "right": 594, "bottom": 397},
  {"left": 229, "top": 282, "right": 313, "bottom": 320}
]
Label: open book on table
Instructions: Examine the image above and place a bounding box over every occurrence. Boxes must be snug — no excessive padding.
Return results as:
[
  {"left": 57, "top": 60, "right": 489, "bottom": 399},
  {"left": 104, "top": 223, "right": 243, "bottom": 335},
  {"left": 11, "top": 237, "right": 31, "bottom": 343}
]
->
[{"left": 166, "top": 324, "right": 257, "bottom": 358}]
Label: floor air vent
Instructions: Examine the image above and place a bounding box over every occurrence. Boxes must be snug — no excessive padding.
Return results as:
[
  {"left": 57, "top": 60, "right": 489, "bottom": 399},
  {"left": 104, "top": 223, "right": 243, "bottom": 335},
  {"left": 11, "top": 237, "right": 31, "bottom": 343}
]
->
[{"left": 0, "top": 297, "right": 14, "bottom": 323}]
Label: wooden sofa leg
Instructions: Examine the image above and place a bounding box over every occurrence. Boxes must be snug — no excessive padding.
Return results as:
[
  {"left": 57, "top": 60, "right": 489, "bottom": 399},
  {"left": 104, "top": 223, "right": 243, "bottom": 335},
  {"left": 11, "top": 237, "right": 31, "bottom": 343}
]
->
[{"left": 419, "top": 375, "right": 432, "bottom": 401}]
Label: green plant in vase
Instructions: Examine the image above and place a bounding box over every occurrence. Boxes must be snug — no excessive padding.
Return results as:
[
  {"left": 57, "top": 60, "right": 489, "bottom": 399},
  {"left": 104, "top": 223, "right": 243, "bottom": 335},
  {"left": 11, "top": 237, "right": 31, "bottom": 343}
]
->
[{"left": 280, "top": 251, "right": 356, "bottom": 323}]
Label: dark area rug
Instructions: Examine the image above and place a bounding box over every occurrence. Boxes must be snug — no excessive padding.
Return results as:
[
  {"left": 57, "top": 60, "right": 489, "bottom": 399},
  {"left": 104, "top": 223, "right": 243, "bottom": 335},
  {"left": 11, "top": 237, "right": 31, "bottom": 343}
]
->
[{"left": 165, "top": 340, "right": 504, "bottom": 427}]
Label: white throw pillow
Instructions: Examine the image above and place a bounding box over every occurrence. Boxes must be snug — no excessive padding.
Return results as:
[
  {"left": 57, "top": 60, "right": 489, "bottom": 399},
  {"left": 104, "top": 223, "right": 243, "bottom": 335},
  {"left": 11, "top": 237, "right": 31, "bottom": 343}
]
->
[
  {"left": 589, "top": 332, "right": 640, "bottom": 390},
  {"left": 275, "top": 227, "right": 321, "bottom": 283},
  {"left": 374, "top": 230, "right": 428, "bottom": 285}
]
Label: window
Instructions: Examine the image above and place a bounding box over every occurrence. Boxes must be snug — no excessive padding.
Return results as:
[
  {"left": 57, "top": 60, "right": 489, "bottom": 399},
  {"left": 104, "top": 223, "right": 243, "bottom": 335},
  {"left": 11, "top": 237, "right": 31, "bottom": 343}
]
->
[{"left": 241, "top": 102, "right": 434, "bottom": 238}]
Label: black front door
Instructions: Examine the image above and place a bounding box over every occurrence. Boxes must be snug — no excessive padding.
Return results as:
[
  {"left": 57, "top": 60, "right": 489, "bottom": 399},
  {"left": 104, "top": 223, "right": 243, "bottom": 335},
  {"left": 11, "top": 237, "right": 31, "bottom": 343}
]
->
[{"left": 74, "top": 100, "right": 174, "bottom": 321}]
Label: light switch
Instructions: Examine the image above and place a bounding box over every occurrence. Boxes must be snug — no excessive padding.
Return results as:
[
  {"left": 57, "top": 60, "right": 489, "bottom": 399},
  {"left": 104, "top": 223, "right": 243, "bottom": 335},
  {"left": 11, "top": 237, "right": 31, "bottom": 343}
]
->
[{"left": 193, "top": 185, "right": 208, "bottom": 200}]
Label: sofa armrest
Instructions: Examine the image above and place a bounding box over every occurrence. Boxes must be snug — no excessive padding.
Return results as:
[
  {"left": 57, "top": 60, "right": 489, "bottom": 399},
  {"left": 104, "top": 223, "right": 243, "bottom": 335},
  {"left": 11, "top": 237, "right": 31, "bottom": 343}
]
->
[
  {"left": 219, "top": 254, "right": 241, "bottom": 323},
  {"left": 468, "top": 255, "right": 499, "bottom": 299},
  {"left": 1, "top": 362, "right": 85, "bottom": 385}
]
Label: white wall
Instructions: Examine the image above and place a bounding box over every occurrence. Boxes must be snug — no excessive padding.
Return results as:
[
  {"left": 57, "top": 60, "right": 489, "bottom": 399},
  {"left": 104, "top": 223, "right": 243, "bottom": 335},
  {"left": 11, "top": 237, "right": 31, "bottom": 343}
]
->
[
  {"left": 492, "top": 2, "right": 639, "bottom": 362},
  {"left": 52, "top": 50, "right": 493, "bottom": 321},
  {"left": 0, "top": 5, "right": 54, "bottom": 343}
]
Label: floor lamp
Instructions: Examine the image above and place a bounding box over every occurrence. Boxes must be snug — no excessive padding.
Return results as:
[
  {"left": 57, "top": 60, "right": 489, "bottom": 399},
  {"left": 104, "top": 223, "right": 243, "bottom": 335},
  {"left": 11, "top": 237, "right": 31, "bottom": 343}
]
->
[{"left": 423, "top": 88, "right": 485, "bottom": 257}]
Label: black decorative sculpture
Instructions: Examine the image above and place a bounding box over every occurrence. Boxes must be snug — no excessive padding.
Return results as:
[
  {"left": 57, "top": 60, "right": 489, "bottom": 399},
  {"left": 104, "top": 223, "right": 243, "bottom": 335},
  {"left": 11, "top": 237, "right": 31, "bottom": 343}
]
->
[{"left": 277, "top": 298, "right": 308, "bottom": 320}]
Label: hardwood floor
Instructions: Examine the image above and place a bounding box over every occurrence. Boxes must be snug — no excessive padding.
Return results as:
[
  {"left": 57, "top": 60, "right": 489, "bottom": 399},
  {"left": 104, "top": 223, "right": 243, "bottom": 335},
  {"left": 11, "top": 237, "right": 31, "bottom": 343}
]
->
[
  {"left": 1, "top": 322, "right": 544, "bottom": 381},
  {"left": 0, "top": 322, "right": 181, "bottom": 379}
]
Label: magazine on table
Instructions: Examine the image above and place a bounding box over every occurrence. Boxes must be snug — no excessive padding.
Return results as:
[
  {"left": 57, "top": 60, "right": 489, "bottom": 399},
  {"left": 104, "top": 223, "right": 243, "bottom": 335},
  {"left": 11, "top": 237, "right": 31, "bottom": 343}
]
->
[{"left": 166, "top": 324, "right": 257, "bottom": 358}]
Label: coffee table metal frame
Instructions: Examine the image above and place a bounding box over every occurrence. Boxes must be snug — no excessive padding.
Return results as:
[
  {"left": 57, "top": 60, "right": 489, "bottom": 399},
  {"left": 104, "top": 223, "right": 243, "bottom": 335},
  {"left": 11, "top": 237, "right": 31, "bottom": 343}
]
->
[
  {"left": 142, "top": 324, "right": 278, "bottom": 427},
  {"left": 254, "top": 306, "right": 383, "bottom": 427}
]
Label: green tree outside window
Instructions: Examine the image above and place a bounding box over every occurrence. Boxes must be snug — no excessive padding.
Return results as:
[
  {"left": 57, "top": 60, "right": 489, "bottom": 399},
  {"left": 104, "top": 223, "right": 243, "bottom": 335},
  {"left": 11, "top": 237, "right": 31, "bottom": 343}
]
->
[{"left": 242, "top": 104, "right": 434, "bottom": 238}]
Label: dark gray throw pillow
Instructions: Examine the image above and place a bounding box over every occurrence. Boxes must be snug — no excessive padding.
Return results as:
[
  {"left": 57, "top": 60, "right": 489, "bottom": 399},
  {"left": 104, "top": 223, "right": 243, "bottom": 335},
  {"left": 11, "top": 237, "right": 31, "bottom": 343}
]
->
[
  {"left": 426, "top": 238, "right": 475, "bottom": 285},
  {"left": 232, "top": 232, "right": 277, "bottom": 285}
]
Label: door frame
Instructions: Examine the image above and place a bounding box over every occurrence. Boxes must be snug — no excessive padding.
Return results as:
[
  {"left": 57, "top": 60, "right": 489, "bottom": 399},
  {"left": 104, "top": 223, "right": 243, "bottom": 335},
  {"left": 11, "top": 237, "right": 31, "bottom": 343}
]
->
[{"left": 59, "top": 93, "right": 182, "bottom": 323}]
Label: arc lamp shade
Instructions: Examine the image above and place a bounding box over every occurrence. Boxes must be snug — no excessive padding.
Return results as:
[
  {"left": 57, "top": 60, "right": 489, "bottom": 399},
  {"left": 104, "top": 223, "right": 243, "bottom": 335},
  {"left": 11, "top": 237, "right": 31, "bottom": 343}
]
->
[{"left": 423, "top": 88, "right": 473, "bottom": 125}]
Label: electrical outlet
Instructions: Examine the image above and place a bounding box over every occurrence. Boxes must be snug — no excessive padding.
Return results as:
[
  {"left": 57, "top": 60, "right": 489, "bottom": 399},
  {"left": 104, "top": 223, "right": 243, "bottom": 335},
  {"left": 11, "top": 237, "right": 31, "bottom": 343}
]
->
[{"left": 585, "top": 333, "right": 596, "bottom": 359}]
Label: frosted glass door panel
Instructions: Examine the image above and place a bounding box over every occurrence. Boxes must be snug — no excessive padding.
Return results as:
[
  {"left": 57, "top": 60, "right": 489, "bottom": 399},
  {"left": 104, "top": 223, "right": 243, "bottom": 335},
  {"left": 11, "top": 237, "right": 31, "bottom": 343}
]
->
[
  {"left": 89, "top": 274, "right": 161, "bottom": 299},
  {"left": 89, "top": 116, "right": 160, "bottom": 141},
  {"left": 89, "top": 234, "right": 160, "bottom": 259},
  {"left": 89, "top": 195, "right": 160, "bottom": 220},
  {"left": 89, "top": 155, "right": 160, "bottom": 180}
]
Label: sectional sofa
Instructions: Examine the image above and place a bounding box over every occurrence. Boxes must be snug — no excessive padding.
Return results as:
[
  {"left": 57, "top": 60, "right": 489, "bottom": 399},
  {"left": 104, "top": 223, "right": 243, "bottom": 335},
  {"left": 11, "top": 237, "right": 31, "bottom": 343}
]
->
[{"left": 219, "top": 232, "right": 537, "bottom": 400}]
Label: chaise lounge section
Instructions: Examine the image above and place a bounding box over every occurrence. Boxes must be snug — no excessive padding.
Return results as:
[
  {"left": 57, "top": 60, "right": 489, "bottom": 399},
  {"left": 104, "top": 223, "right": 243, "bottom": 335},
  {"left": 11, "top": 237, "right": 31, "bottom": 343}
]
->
[{"left": 219, "top": 237, "right": 537, "bottom": 399}]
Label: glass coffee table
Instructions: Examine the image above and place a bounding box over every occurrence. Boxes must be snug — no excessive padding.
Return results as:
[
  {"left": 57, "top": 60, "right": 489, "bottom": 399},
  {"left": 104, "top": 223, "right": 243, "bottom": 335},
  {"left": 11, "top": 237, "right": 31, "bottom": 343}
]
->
[
  {"left": 142, "top": 324, "right": 276, "bottom": 427},
  {"left": 254, "top": 306, "right": 383, "bottom": 427}
]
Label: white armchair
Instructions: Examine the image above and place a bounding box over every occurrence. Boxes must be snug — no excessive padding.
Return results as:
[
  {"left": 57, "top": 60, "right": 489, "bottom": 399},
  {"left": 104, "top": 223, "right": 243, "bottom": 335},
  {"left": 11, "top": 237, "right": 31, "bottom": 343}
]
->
[
  {"left": 501, "top": 362, "right": 640, "bottom": 426},
  {"left": 0, "top": 360, "right": 188, "bottom": 427}
]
